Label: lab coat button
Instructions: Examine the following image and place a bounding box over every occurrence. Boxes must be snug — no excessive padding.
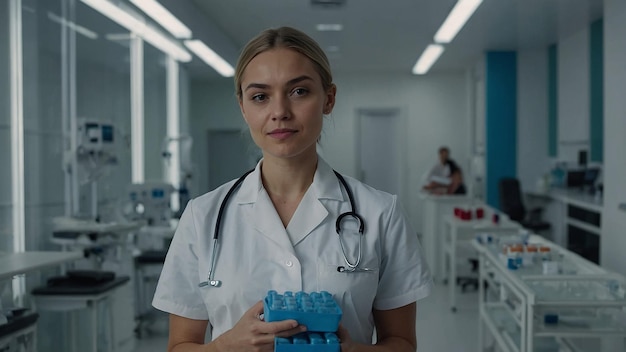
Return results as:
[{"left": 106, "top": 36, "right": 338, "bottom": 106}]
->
[{"left": 285, "top": 260, "right": 293, "bottom": 267}]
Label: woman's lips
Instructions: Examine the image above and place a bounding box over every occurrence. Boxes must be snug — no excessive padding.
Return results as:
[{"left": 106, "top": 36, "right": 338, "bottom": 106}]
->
[{"left": 268, "top": 128, "right": 298, "bottom": 140}]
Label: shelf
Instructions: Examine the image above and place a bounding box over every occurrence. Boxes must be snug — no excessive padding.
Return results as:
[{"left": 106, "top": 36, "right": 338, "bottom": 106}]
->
[
  {"left": 533, "top": 313, "right": 626, "bottom": 337},
  {"left": 482, "top": 304, "right": 592, "bottom": 352},
  {"left": 525, "top": 278, "right": 626, "bottom": 304},
  {"left": 481, "top": 303, "right": 520, "bottom": 352}
]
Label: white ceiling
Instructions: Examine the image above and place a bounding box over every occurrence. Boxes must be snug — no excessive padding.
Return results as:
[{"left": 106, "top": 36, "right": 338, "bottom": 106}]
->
[{"left": 187, "top": 0, "right": 603, "bottom": 79}]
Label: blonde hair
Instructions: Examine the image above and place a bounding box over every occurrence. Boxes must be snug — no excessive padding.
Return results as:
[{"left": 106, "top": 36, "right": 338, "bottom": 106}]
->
[{"left": 234, "top": 27, "right": 333, "bottom": 100}]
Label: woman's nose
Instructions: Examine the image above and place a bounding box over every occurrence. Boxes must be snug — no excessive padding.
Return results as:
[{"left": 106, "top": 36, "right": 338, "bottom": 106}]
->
[{"left": 270, "top": 96, "right": 291, "bottom": 121}]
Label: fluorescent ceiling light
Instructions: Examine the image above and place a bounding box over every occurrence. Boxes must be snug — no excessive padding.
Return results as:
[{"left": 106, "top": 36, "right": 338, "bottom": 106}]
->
[
  {"left": 130, "top": 0, "right": 192, "bottom": 39},
  {"left": 434, "top": 0, "right": 483, "bottom": 43},
  {"left": 412, "top": 44, "right": 444, "bottom": 75},
  {"left": 48, "top": 12, "right": 98, "bottom": 40},
  {"left": 80, "top": 0, "right": 191, "bottom": 62},
  {"left": 184, "top": 40, "right": 234, "bottom": 77},
  {"left": 316, "top": 23, "right": 343, "bottom": 31}
]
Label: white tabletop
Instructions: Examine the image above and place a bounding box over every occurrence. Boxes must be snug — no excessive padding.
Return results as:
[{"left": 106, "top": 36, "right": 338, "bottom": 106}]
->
[
  {"left": 52, "top": 217, "right": 145, "bottom": 234},
  {"left": 418, "top": 191, "right": 471, "bottom": 202},
  {"left": 0, "top": 251, "right": 83, "bottom": 281},
  {"left": 444, "top": 214, "right": 520, "bottom": 230},
  {"left": 527, "top": 188, "right": 603, "bottom": 212}
]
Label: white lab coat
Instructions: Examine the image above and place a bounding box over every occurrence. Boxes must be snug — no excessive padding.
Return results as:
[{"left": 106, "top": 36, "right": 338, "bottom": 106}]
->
[{"left": 152, "top": 157, "right": 432, "bottom": 344}]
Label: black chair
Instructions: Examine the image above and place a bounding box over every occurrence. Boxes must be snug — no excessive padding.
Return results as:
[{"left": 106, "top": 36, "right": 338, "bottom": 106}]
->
[{"left": 498, "top": 178, "right": 551, "bottom": 233}]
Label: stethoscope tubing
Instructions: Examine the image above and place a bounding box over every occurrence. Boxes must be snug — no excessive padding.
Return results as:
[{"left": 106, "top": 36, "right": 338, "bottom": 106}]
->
[{"left": 200, "top": 168, "right": 366, "bottom": 288}]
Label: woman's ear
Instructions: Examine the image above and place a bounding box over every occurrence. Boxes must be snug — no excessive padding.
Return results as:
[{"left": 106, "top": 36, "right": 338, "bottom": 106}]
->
[{"left": 323, "top": 84, "right": 337, "bottom": 114}]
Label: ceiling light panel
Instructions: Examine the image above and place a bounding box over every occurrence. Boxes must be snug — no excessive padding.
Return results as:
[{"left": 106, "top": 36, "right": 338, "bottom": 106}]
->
[
  {"left": 184, "top": 40, "right": 234, "bottom": 77},
  {"left": 412, "top": 44, "right": 444, "bottom": 75},
  {"left": 130, "top": 0, "right": 192, "bottom": 39},
  {"left": 80, "top": 0, "right": 191, "bottom": 62},
  {"left": 434, "top": 0, "right": 483, "bottom": 44},
  {"left": 316, "top": 23, "right": 343, "bottom": 31}
]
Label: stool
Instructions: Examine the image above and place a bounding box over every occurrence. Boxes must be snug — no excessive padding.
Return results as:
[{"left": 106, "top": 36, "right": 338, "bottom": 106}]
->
[
  {"left": 134, "top": 250, "right": 166, "bottom": 337},
  {"left": 32, "top": 275, "right": 129, "bottom": 352},
  {"left": 0, "top": 311, "right": 38, "bottom": 352}
]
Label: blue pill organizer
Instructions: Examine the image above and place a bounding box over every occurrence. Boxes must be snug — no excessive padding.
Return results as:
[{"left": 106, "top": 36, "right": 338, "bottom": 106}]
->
[
  {"left": 263, "top": 290, "right": 342, "bottom": 332},
  {"left": 274, "top": 332, "right": 340, "bottom": 352}
]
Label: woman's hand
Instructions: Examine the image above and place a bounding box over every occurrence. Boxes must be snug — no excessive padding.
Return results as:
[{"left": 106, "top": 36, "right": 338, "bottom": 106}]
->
[
  {"left": 213, "top": 301, "right": 306, "bottom": 352},
  {"left": 337, "top": 325, "right": 358, "bottom": 352}
]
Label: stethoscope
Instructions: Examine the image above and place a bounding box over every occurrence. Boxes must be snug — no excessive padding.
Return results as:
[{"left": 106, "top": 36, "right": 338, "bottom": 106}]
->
[{"left": 199, "top": 169, "right": 373, "bottom": 288}]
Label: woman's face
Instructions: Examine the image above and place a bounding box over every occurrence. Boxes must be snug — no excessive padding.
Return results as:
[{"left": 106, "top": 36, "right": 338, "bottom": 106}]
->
[{"left": 239, "top": 48, "right": 336, "bottom": 161}]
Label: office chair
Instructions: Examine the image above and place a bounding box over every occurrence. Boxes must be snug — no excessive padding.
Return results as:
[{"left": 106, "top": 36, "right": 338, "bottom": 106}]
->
[{"left": 498, "top": 178, "right": 551, "bottom": 234}]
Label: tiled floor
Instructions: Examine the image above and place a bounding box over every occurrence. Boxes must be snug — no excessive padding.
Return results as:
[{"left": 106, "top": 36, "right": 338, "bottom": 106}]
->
[{"left": 134, "top": 283, "right": 481, "bottom": 352}]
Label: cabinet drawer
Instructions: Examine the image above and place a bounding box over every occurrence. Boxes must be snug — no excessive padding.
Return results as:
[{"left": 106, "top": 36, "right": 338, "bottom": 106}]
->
[{"left": 567, "top": 205, "right": 601, "bottom": 227}]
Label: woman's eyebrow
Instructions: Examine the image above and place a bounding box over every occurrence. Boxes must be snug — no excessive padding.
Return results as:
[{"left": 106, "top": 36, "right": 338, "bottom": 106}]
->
[{"left": 244, "top": 75, "right": 314, "bottom": 92}]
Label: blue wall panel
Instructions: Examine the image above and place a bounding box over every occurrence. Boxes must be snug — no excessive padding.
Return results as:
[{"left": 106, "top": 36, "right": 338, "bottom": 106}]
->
[
  {"left": 486, "top": 52, "right": 517, "bottom": 209},
  {"left": 548, "top": 45, "right": 558, "bottom": 157},
  {"left": 590, "top": 18, "right": 604, "bottom": 162}
]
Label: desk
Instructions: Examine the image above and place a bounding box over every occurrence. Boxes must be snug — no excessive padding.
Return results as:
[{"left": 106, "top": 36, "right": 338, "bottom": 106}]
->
[
  {"left": 419, "top": 192, "right": 471, "bottom": 280},
  {"left": 442, "top": 214, "right": 520, "bottom": 312}
]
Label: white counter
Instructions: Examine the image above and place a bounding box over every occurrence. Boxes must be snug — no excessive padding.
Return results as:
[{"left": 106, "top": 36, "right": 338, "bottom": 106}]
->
[
  {"left": 418, "top": 192, "right": 473, "bottom": 280},
  {"left": 0, "top": 251, "right": 83, "bottom": 281},
  {"left": 527, "top": 188, "right": 603, "bottom": 212}
]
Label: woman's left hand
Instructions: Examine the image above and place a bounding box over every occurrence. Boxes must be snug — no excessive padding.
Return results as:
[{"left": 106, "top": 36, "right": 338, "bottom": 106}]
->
[{"left": 337, "top": 325, "right": 357, "bottom": 352}]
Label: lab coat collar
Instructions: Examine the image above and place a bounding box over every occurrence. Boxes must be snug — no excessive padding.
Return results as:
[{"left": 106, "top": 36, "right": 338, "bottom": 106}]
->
[
  {"left": 235, "top": 156, "right": 346, "bottom": 248},
  {"left": 235, "top": 156, "right": 345, "bottom": 204}
]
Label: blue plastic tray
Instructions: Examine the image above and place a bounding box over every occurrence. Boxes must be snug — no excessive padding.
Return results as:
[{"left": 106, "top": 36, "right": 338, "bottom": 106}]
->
[
  {"left": 263, "top": 291, "right": 342, "bottom": 332},
  {"left": 275, "top": 332, "right": 340, "bottom": 352}
]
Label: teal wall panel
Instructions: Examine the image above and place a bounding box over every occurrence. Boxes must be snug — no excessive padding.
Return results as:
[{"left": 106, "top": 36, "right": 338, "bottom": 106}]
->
[
  {"left": 486, "top": 52, "right": 517, "bottom": 209},
  {"left": 590, "top": 18, "right": 604, "bottom": 162},
  {"left": 548, "top": 44, "right": 558, "bottom": 157}
]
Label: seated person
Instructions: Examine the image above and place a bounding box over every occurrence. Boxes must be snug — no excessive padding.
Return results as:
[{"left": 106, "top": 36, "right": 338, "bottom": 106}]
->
[{"left": 423, "top": 147, "right": 466, "bottom": 195}]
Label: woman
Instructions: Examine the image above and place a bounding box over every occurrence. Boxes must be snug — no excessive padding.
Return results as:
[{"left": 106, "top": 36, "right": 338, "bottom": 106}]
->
[{"left": 153, "top": 27, "right": 432, "bottom": 352}]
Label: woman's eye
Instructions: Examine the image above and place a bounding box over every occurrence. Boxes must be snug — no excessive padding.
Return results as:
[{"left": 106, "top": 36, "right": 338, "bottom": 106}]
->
[
  {"left": 292, "top": 88, "right": 309, "bottom": 97},
  {"left": 251, "top": 94, "right": 267, "bottom": 102}
]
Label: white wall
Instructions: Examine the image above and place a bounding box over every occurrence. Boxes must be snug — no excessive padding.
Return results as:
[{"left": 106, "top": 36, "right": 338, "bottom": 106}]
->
[
  {"left": 557, "top": 27, "right": 590, "bottom": 163},
  {"left": 189, "top": 72, "right": 469, "bottom": 231},
  {"left": 517, "top": 49, "right": 552, "bottom": 192},
  {"left": 189, "top": 77, "right": 246, "bottom": 196},
  {"left": 602, "top": 0, "right": 626, "bottom": 276}
]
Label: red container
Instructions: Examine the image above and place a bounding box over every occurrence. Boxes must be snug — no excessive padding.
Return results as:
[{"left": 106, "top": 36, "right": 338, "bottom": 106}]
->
[
  {"left": 492, "top": 213, "right": 500, "bottom": 224},
  {"left": 476, "top": 208, "right": 484, "bottom": 219},
  {"left": 461, "top": 209, "right": 472, "bottom": 221},
  {"left": 454, "top": 207, "right": 462, "bottom": 218}
]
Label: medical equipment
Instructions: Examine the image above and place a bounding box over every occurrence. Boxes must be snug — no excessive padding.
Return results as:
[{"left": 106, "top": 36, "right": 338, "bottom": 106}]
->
[
  {"left": 127, "top": 182, "right": 175, "bottom": 227},
  {"left": 162, "top": 135, "right": 193, "bottom": 215},
  {"left": 198, "top": 170, "right": 367, "bottom": 288}
]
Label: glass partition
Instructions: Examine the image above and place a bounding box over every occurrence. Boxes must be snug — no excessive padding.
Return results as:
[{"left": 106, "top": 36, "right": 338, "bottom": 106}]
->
[
  {"left": 144, "top": 43, "right": 168, "bottom": 182},
  {"left": 0, "top": 0, "right": 11, "bottom": 252},
  {"left": 21, "top": 0, "right": 64, "bottom": 251},
  {"left": 75, "top": 2, "right": 132, "bottom": 223}
]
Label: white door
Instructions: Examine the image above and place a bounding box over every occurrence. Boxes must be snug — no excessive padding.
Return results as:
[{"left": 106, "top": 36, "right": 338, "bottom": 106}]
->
[
  {"left": 358, "top": 109, "right": 402, "bottom": 195},
  {"left": 207, "top": 130, "right": 261, "bottom": 191}
]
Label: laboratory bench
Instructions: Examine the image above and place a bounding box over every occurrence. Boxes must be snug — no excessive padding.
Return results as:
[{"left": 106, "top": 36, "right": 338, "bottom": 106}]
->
[{"left": 474, "top": 234, "right": 626, "bottom": 352}]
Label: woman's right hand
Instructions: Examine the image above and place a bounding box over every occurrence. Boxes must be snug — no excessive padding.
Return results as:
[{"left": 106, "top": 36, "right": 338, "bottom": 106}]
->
[{"left": 213, "top": 301, "right": 307, "bottom": 352}]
